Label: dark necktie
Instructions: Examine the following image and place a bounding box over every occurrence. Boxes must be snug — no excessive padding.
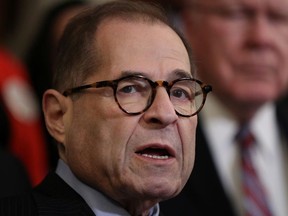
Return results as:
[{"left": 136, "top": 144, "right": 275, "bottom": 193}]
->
[{"left": 236, "top": 127, "right": 273, "bottom": 216}]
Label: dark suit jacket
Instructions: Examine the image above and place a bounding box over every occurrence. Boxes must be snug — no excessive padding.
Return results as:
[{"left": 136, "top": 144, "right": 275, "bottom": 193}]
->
[
  {"left": 0, "top": 150, "right": 31, "bottom": 198},
  {"left": 0, "top": 172, "right": 165, "bottom": 216},
  {"left": 160, "top": 98, "right": 288, "bottom": 216},
  {"left": 0, "top": 173, "right": 95, "bottom": 216}
]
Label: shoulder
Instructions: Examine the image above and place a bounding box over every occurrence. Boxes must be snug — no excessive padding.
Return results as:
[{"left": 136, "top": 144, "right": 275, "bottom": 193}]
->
[
  {"left": 0, "top": 173, "right": 95, "bottom": 216},
  {"left": 33, "top": 173, "right": 95, "bottom": 216}
]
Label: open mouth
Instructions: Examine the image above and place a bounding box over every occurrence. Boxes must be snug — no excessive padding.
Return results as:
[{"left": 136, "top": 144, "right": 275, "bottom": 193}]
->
[{"left": 136, "top": 146, "right": 174, "bottom": 160}]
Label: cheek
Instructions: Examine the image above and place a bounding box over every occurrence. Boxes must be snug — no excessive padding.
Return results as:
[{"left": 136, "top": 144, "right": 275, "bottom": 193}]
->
[
  {"left": 63, "top": 99, "right": 112, "bottom": 166},
  {"left": 65, "top": 112, "right": 137, "bottom": 187},
  {"left": 64, "top": 113, "right": 103, "bottom": 167},
  {"left": 82, "top": 113, "right": 139, "bottom": 162},
  {"left": 189, "top": 28, "right": 238, "bottom": 80}
]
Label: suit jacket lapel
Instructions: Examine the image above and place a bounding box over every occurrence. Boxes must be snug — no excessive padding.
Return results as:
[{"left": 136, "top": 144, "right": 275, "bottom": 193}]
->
[{"left": 160, "top": 100, "right": 288, "bottom": 216}]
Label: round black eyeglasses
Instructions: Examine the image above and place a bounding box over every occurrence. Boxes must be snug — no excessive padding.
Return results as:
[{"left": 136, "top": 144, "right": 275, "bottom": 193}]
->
[{"left": 63, "top": 75, "right": 212, "bottom": 117}]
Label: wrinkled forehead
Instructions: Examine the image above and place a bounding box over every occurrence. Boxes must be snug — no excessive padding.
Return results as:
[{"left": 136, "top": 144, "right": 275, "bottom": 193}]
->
[
  {"left": 93, "top": 18, "right": 191, "bottom": 80},
  {"left": 97, "top": 18, "right": 189, "bottom": 57}
]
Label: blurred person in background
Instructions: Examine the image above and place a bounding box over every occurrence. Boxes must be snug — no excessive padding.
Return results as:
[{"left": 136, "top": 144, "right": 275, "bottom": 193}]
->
[
  {"left": 25, "top": 0, "right": 87, "bottom": 169},
  {"left": 25, "top": 0, "right": 86, "bottom": 110},
  {"left": 160, "top": 0, "right": 288, "bottom": 215},
  {"left": 0, "top": 0, "right": 48, "bottom": 188}
]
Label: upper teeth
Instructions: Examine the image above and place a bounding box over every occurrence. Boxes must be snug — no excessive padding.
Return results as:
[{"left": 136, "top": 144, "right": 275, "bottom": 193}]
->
[{"left": 141, "top": 154, "right": 169, "bottom": 159}]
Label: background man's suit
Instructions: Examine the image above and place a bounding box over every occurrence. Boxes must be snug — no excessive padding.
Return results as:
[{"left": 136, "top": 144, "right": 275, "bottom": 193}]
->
[{"left": 160, "top": 98, "right": 288, "bottom": 216}]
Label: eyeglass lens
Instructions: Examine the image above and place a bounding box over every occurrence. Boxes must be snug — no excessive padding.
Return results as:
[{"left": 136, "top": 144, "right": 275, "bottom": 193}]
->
[{"left": 115, "top": 76, "right": 204, "bottom": 116}]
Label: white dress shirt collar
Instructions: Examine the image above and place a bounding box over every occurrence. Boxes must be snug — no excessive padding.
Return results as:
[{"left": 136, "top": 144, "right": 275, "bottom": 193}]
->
[{"left": 56, "top": 159, "right": 160, "bottom": 216}]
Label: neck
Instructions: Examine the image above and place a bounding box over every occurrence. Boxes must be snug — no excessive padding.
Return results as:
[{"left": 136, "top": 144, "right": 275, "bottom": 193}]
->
[{"left": 122, "top": 198, "right": 159, "bottom": 216}]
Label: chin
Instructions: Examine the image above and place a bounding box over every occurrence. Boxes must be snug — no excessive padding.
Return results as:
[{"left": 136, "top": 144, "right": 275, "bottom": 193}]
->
[
  {"left": 243, "top": 92, "right": 279, "bottom": 104},
  {"left": 142, "top": 179, "right": 182, "bottom": 200},
  {"left": 229, "top": 87, "right": 279, "bottom": 104}
]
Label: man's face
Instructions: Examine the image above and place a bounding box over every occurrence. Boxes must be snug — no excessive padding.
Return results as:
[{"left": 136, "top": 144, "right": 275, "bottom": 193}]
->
[
  {"left": 182, "top": 0, "right": 288, "bottom": 109},
  {"left": 62, "top": 20, "right": 196, "bottom": 208}
]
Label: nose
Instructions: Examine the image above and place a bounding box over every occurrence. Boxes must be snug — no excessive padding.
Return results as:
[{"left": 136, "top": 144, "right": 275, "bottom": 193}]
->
[
  {"left": 142, "top": 87, "right": 178, "bottom": 125},
  {"left": 245, "top": 15, "right": 275, "bottom": 49}
]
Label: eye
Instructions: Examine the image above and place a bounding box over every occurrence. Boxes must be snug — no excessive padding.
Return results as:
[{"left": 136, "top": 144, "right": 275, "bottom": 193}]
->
[
  {"left": 269, "top": 11, "right": 288, "bottom": 24},
  {"left": 119, "top": 85, "right": 138, "bottom": 94},
  {"left": 117, "top": 78, "right": 150, "bottom": 97},
  {"left": 217, "top": 6, "right": 255, "bottom": 20},
  {"left": 171, "top": 87, "right": 194, "bottom": 101}
]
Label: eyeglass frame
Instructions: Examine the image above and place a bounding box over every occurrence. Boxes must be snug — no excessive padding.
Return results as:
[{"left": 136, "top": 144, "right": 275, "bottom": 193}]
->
[{"left": 63, "top": 74, "right": 212, "bottom": 117}]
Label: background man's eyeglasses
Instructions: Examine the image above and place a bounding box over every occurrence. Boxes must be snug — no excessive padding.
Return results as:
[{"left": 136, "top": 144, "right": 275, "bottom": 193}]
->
[{"left": 63, "top": 75, "right": 212, "bottom": 117}]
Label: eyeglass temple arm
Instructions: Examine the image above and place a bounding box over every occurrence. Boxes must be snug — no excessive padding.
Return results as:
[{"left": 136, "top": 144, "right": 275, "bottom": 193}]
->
[
  {"left": 63, "top": 80, "right": 115, "bottom": 96},
  {"left": 195, "top": 84, "right": 212, "bottom": 97}
]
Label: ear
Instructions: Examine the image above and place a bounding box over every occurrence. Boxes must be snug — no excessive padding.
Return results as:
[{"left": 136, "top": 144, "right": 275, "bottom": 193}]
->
[{"left": 42, "top": 89, "right": 71, "bottom": 144}]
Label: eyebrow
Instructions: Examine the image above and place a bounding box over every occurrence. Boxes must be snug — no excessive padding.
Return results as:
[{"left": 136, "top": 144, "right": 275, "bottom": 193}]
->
[
  {"left": 173, "top": 69, "right": 193, "bottom": 78},
  {"left": 119, "top": 69, "right": 192, "bottom": 80}
]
